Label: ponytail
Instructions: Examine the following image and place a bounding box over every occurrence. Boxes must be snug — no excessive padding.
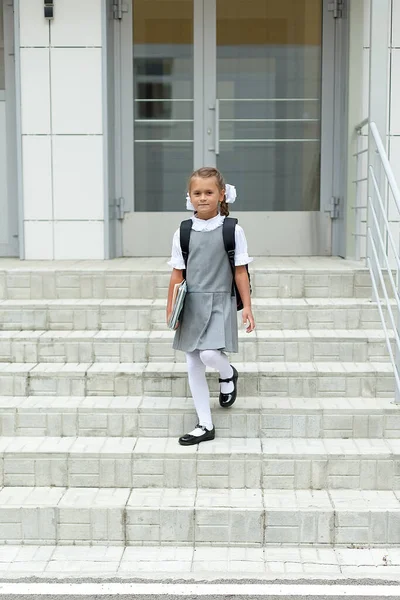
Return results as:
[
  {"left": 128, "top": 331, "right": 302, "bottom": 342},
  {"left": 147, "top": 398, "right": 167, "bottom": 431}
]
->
[{"left": 220, "top": 195, "right": 230, "bottom": 217}]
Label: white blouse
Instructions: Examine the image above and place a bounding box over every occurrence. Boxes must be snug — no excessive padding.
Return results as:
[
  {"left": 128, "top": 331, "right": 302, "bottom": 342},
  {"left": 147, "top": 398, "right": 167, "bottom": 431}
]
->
[{"left": 168, "top": 214, "right": 253, "bottom": 270}]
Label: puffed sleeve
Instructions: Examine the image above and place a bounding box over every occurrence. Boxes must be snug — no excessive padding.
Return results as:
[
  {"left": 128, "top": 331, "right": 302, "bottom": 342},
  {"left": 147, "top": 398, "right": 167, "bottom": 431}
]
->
[
  {"left": 234, "top": 225, "right": 254, "bottom": 266},
  {"left": 167, "top": 228, "right": 186, "bottom": 270}
]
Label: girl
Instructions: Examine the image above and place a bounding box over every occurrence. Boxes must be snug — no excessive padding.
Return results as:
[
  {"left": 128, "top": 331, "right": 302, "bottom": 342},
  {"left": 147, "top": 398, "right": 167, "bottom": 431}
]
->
[{"left": 167, "top": 167, "right": 255, "bottom": 446}]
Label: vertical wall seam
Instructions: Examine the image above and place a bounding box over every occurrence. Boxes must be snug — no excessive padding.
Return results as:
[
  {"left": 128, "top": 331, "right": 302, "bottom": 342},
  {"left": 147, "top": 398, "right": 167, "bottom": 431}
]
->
[
  {"left": 102, "top": 0, "right": 110, "bottom": 259},
  {"left": 387, "top": 0, "right": 393, "bottom": 258},
  {"left": 48, "top": 18, "right": 54, "bottom": 259},
  {"left": 13, "top": 0, "right": 24, "bottom": 258}
]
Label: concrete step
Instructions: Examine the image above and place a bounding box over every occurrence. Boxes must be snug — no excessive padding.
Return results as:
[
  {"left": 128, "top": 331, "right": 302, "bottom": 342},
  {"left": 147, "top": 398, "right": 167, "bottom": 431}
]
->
[
  {"left": 1, "top": 396, "right": 399, "bottom": 439},
  {"left": 0, "top": 486, "right": 399, "bottom": 547},
  {"left": 0, "top": 436, "right": 399, "bottom": 490},
  {"left": 0, "top": 298, "right": 393, "bottom": 331},
  {"left": 0, "top": 259, "right": 382, "bottom": 300},
  {"left": 0, "top": 330, "right": 392, "bottom": 364},
  {"left": 0, "top": 361, "right": 394, "bottom": 398}
]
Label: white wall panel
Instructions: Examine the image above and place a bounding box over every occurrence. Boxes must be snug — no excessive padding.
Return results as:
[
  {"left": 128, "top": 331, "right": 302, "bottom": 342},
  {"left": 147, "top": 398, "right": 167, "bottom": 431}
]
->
[
  {"left": 50, "top": 0, "right": 102, "bottom": 47},
  {"left": 0, "top": 100, "right": 9, "bottom": 247},
  {"left": 389, "top": 135, "right": 400, "bottom": 184},
  {"left": 17, "top": 0, "right": 106, "bottom": 259},
  {"left": 363, "top": 0, "right": 371, "bottom": 48},
  {"left": 390, "top": 50, "right": 400, "bottom": 134},
  {"left": 392, "top": 0, "right": 400, "bottom": 47},
  {"left": 388, "top": 137, "right": 400, "bottom": 227},
  {"left": 24, "top": 221, "right": 54, "bottom": 259},
  {"left": 20, "top": 48, "right": 51, "bottom": 134},
  {"left": 50, "top": 48, "right": 103, "bottom": 135},
  {"left": 54, "top": 221, "right": 104, "bottom": 259},
  {"left": 52, "top": 136, "right": 104, "bottom": 220},
  {"left": 362, "top": 48, "right": 370, "bottom": 120},
  {"left": 22, "top": 136, "right": 53, "bottom": 220},
  {"left": 19, "top": 0, "right": 49, "bottom": 47}
]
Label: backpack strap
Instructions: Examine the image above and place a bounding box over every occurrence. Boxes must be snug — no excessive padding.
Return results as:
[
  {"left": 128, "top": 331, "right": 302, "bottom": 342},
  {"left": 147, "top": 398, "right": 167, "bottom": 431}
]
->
[
  {"left": 222, "top": 217, "right": 238, "bottom": 297},
  {"left": 180, "top": 219, "right": 193, "bottom": 275}
]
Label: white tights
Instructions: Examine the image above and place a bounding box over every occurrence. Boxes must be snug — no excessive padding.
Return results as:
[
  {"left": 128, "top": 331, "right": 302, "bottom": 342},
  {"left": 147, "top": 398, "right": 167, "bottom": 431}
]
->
[{"left": 186, "top": 349, "right": 234, "bottom": 431}]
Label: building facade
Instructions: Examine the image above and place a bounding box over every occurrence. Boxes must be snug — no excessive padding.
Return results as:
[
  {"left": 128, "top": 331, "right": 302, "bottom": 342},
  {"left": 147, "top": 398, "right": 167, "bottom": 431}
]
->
[{"left": 0, "top": 0, "right": 397, "bottom": 260}]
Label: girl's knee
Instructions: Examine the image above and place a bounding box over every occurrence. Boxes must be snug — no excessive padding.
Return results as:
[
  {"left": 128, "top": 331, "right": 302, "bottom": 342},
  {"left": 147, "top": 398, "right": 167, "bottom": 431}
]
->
[{"left": 199, "top": 349, "right": 221, "bottom": 368}]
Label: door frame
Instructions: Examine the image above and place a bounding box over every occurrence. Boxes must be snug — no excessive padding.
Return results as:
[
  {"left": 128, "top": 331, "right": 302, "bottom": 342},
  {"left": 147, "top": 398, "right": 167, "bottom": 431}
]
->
[
  {"left": 114, "top": 0, "right": 134, "bottom": 217},
  {"left": 194, "top": 0, "right": 216, "bottom": 167},
  {"left": 113, "top": 0, "right": 347, "bottom": 257},
  {"left": 0, "top": 0, "right": 19, "bottom": 257},
  {"left": 331, "top": 0, "right": 349, "bottom": 258}
]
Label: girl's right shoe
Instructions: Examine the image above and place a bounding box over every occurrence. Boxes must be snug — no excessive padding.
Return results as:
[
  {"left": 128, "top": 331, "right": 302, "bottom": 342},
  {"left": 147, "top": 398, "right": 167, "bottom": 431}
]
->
[
  {"left": 178, "top": 424, "right": 215, "bottom": 446},
  {"left": 219, "top": 365, "right": 238, "bottom": 408}
]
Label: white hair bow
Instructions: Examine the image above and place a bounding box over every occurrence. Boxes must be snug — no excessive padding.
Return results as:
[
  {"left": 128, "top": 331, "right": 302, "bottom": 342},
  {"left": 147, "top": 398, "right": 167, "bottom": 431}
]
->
[{"left": 186, "top": 183, "right": 237, "bottom": 211}]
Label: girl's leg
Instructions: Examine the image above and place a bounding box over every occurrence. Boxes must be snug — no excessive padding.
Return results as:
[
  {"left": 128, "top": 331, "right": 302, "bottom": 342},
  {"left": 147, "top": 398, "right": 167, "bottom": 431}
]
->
[
  {"left": 186, "top": 350, "right": 214, "bottom": 431},
  {"left": 199, "top": 350, "right": 234, "bottom": 394}
]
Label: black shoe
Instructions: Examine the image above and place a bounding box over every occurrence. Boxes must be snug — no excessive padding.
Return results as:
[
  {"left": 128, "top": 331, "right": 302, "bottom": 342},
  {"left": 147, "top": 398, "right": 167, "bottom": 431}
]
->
[
  {"left": 178, "top": 424, "right": 215, "bottom": 446},
  {"left": 219, "top": 365, "right": 238, "bottom": 408}
]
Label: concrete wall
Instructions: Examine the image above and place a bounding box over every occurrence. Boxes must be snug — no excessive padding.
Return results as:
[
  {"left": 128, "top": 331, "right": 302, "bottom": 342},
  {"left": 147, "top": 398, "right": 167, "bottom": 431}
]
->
[{"left": 18, "top": 0, "right": 106, "bottom": 259}]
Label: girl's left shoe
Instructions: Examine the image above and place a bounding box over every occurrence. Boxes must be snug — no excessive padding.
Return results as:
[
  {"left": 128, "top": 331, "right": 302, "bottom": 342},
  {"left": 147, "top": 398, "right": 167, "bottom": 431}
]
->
[
  {"left": 179, "top": 424, "right": 215, "bottom": 446},
  {"left": 219, "top": 365, "right": 238, "bottom": 408}
]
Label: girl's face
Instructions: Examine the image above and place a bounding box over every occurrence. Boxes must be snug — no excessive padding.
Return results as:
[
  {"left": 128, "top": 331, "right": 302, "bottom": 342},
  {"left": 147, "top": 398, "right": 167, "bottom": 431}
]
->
[{"left": 189, "top": 176, "right": 225, "bottom": 220}]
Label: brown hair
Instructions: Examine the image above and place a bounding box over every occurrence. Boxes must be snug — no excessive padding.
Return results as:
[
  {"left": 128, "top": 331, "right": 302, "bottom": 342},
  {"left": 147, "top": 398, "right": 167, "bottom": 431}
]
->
[{"left": 188, "top": 167, "right": 229, "bottom": 217}]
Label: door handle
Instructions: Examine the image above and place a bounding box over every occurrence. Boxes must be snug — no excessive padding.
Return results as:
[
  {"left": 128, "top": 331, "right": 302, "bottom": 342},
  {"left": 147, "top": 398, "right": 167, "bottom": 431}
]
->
[
  {"left": 208, "top": 101, "right": 220, "bottom": 156},
  {"left": 215, "top": 99, "right": 220, "bottom": 156}
]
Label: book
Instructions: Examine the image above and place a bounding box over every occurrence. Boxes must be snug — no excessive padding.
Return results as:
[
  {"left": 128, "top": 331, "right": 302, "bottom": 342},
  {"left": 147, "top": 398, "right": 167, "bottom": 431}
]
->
[{"left": 168, "top": 280, "right": 187, "bottom": 330}]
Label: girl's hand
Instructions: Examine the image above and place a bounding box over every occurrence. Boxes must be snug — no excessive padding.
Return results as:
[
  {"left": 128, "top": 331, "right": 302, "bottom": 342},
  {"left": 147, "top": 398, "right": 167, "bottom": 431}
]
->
[{"left": 242, "top": 308, "right": 255, "bottom": 333}]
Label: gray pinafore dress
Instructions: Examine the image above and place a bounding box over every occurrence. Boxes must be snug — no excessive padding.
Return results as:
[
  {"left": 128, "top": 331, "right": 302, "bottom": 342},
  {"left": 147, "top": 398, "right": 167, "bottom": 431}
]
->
[{"left": 173, "top": 226, "right": 238, "bottom": 353}]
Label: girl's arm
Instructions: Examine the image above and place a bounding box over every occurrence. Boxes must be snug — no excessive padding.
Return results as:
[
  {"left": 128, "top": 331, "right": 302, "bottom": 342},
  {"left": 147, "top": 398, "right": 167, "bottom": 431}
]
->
[
  {"left": 235, "top": 266, "right": 255, "bottom": 333},
  {"left": 166, "top": 268, "right": 185, "bottom": 326}
]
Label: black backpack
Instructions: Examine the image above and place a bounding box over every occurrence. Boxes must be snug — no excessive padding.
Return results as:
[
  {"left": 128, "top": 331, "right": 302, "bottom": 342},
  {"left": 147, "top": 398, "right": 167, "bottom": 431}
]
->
[{"left": 179, "top": 217, "right": 251, "bottom": 311}]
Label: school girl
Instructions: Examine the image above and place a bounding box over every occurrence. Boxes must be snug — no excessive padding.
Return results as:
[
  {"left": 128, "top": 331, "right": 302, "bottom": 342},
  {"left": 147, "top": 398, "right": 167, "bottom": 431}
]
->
[{"left": 167, "top": 167, "right": 255, "bottom": 446}]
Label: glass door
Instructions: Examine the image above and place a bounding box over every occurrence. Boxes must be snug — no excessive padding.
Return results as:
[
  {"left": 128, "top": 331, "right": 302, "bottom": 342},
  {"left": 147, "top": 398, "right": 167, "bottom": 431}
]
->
[
  {"left": 120, "top": 0, "right": 335, "bottom": 256},
  {"left": 203, "top": 0, "right": 323, "bottom": 212},
  {"left": 133, "top": 0, "right": 194, "bottom": 211}
]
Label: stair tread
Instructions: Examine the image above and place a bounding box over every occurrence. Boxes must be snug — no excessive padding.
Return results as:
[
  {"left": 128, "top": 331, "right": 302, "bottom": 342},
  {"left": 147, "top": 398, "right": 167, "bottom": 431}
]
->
[
  {"left": 0, "top": 395, "right": 397, "bottom": 411},
  {"left": 0, "top": 435, "right": 399, "bottom": 455},
  {"left": 0, "top": 486, "right": 399, "bottom": 509},
  {"left": 0, "top": 297, "right": 385, "bottom": 306},
  {"left": 0, "top": 361, "right": 394, "bottom": 373},
  {"left": 0, "top": 329, "right": 393, "bottom": 339}
]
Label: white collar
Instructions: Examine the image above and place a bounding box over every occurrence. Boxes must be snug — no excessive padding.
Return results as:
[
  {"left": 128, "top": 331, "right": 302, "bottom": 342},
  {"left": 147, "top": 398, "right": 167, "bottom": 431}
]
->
[{"left": 191, "top": 213, "right": 225, "bottom": 232}]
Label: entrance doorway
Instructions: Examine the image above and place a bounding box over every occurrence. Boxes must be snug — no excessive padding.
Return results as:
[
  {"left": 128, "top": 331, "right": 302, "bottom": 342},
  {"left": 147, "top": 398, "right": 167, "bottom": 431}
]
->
[{"left": 114, "top": 0, "right": 343, "bottom": 256}]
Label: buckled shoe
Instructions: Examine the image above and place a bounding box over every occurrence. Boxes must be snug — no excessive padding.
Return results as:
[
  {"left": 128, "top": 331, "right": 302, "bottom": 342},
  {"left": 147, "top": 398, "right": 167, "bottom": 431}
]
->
[
  {"left": 178, "top": 424, "right": 216, "bottom": 446},
  {"left": 219, "top": 365, "right": 238, "bottom": 408}
]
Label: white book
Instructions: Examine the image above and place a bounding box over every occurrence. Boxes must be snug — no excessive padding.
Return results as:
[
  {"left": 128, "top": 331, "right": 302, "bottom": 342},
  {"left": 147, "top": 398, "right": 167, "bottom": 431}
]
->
[{"left": 168, "top": 280, "right": 187, "bottom": 330}]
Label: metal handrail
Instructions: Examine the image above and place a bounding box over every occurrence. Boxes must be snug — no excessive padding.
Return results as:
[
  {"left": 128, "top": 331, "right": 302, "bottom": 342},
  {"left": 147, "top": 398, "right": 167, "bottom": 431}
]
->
[{"left": 353, "top": 119, "right": 400, "bottom": 402}]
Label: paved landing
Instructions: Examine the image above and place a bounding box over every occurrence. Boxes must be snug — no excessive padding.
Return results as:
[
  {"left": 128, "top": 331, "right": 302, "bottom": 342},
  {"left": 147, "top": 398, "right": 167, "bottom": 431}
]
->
[{"left": 0, "top": 545, "right": 398, "bottom": 579}]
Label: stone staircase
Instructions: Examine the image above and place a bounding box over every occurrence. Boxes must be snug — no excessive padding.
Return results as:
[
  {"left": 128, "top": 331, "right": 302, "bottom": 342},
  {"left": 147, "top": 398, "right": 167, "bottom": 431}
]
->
[{"left": 0, "top": 257, "right": 399, "bottom": 569}]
